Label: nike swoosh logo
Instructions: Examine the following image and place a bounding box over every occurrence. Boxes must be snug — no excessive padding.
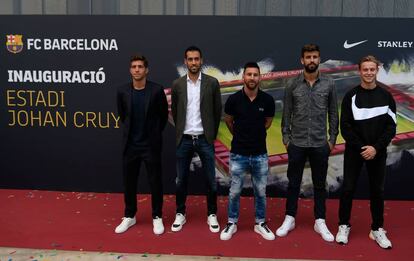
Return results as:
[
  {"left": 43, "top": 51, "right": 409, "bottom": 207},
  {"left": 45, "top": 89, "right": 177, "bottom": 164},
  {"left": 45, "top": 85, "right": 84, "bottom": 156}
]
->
[
  {"left": 343, "top": 40, "right": 368, "bottom": 49},
  {"left": 351, "top": 95, "right": 396, "bottom": 123}
]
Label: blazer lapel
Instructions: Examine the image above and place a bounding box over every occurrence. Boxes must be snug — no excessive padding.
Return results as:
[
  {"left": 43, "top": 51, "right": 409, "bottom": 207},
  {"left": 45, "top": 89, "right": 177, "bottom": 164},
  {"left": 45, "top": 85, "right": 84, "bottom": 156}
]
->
[
  {"left": 182, "top": 76, "right": 188, "bottom": 112},
  {"left": 200, "top": 73, "right": 206, "bottom": 106},
  {"left": 126, "top": 83, "right": 133, "bottom": 115}
]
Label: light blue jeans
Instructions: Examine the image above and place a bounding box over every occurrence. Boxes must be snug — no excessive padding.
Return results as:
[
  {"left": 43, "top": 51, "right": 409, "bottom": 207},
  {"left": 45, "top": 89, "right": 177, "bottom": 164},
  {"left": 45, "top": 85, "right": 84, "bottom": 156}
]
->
[{"left": 227, "top": 153, "right": 269, "bottom": 224}]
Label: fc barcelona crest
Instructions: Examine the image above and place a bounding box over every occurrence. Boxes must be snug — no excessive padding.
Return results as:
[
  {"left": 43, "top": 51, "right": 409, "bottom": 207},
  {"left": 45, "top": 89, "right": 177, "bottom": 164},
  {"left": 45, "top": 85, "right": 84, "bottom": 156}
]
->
[{"left": 6, "top": 34, "right": 23, "bottom": 54}]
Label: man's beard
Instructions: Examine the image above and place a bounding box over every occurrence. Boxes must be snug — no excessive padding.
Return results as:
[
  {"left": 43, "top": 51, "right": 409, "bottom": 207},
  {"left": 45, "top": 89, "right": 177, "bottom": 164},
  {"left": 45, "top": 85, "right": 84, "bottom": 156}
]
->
[
  {"left": 304, "top": 63, "right": 319, "bottom": 73},
  {"left": 245, "top": 80, "right": 259, "bottom": 90},
  {"left": 188, "top": 66, "right": 201, "bottom": 74}
]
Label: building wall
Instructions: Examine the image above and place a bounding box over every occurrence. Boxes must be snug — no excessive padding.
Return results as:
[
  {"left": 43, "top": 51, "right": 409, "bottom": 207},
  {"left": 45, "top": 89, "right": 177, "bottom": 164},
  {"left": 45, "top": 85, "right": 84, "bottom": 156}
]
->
[{"left": 1, "top": 0, "right": 414, "bottom": 17}]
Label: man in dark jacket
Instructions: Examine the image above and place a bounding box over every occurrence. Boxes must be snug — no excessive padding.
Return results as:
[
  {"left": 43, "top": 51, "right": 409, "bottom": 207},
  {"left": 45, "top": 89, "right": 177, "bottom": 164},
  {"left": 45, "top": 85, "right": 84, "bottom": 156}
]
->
[
  {"left": 115, "top": 55, "right": 168, "bottom": 235},
  {"left": 336, "top": 55, "right": 396, "bottom": 249},
  {"left": 170, "top": 46, "right": 222, "bottom": 233}
]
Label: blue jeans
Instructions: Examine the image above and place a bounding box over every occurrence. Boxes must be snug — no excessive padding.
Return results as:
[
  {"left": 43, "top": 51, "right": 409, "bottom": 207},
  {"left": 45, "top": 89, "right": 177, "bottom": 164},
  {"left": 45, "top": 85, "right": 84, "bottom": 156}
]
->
[
  {"left": 175, "top": 135, "right": 217, "bottom": 215},
  {"left": 227, "top": 153, "right": 269, "bottom": 224},
  {"left": 285, "top": 142, "right": 330, "bottom": 219}
]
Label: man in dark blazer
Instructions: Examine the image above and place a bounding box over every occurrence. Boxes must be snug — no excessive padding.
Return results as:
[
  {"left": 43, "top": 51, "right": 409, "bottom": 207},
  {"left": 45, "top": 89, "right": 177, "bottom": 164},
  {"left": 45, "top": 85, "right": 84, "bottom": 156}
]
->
[
  {"left": 171, "top": 46, "right": 222, "bottom": 233},
  {"left": 115, "top": 55, "right": 168, "bottom": 235}
]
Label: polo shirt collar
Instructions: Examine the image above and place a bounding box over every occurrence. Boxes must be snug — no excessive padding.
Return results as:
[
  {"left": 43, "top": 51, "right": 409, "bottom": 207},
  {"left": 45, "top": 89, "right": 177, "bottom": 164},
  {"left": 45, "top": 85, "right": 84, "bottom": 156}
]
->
[{"left": 242, "top": 87, "right": 261, "bottom": 101}]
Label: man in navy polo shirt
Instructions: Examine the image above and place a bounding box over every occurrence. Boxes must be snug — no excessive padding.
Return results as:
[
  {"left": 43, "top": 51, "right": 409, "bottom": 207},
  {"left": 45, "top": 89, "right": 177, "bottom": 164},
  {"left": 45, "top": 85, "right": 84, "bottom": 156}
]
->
[{"left": 220, "top": 62, "right": 275, "bottom": 241}]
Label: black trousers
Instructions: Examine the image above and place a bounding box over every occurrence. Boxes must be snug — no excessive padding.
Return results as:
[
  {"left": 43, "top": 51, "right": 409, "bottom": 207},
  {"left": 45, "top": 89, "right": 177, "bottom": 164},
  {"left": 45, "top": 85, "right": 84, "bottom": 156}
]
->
[
  {"left": 339, "top": 147, "right": 386, "bottom": 230},
  {"left": 123, "top": 147, "right": 163, "bottom": 219},
  {"left": 285, "top": 143, "right": 330, "bottom": 219}
]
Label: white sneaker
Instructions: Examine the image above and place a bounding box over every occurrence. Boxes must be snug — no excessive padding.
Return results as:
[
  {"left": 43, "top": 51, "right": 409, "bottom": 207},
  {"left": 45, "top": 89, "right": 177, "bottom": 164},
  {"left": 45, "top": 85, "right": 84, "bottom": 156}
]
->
[
  {"left": 369, "top": 228, "right": 392, "bottom": 249},
  {"left": 336, "top": 225, "right": 351, "bottom": 244},
  {"left": 171, "top": 213, "right": 186, "bottom": 232},
  {"left": 220, "top": 222, "right": 237, "bottom": 240},
  {"left": 153, "top": 217, "right": 164, "bottom": 235},
  {"left": 276, "top": 215, "right": 295, "bottom": 237},
  {"left": 115, "top": 217, "right": 136, "bottom": 234},
  {"left": 314, "top": 219, "right": 334, "bottom": 242},
  {"left": 254, "top": 222, "right": 275, "bottom": 240},
  {"left": 207, "top": 214, "right": 220, "bottom": 233}
]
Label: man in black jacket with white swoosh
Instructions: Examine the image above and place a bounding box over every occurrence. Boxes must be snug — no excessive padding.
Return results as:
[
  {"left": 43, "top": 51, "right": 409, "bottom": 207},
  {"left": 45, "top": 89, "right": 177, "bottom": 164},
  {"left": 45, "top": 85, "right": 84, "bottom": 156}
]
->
[{"left": 336, "top": 55, "right": 396, "bottom": 249}]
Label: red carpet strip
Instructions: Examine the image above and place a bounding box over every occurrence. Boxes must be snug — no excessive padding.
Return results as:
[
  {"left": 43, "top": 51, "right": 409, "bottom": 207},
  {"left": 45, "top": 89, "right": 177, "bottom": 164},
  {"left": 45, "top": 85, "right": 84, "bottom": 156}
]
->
[{"left": 0, "top": 189, "right": 412, "bottom": 260}]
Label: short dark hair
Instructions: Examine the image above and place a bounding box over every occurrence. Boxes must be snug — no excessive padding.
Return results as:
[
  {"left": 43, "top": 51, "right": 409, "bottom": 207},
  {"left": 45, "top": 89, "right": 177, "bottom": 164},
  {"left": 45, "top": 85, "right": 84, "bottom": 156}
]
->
[
  {"left": 358, "top": 55, "right": 381, "bottom": 69},
  {"left": 130, "top": 54, "right": 148, "bottom": 67},
  {"left": 184, "top": 46, "right": 202, "bottom": 58},
  {"left": 243, "top": 62, "right": 260, "bottom": 74},
  {"left": 301, "top": 44, "right": 320, "bottom": 57}
]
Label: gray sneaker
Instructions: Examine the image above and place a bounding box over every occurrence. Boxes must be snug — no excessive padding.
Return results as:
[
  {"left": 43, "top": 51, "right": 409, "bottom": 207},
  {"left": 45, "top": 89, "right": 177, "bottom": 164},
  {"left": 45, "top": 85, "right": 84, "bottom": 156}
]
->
[
  {"left": 369, "top": 228, "right": 392, "bottom": 249},
  {"left": 336, "top": 225, "right": 351, "bottom": 244}
]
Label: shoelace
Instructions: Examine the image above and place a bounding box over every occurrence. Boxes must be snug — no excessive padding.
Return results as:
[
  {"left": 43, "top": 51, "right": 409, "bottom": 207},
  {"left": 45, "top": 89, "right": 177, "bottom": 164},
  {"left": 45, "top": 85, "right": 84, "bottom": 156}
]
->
[{"left": 224, "top": 223, "right": 234, "bottom": 232}]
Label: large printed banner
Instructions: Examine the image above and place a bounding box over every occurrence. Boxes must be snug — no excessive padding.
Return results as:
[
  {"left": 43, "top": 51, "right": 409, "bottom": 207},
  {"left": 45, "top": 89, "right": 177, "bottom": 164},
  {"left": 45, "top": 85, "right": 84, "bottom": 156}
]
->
[{"left": 1, "top": 16, "right": 413, "bottom": 199}]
